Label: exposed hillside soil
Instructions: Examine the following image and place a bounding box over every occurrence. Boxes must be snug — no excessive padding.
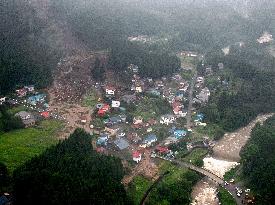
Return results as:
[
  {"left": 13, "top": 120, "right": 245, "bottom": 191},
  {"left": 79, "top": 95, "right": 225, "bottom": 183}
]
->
[{"left": 122, "top": 149, "right": 159, "bottom": 185}]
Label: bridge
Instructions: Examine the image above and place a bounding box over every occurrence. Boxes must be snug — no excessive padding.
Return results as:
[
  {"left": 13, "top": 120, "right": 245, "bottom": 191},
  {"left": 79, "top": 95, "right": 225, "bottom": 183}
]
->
[{"left": 156, "top": 156, "right": 243, "bottom": 205}]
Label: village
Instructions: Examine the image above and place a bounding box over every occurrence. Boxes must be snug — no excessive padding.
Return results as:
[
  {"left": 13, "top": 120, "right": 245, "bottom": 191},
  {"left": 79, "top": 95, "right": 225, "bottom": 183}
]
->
[{"left": 0, "top": 50, "right": 255, "bottom": 205}]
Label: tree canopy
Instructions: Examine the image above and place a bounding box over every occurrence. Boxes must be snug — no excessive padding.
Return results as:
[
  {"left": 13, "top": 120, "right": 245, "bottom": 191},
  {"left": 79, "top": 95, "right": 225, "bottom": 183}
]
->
[{"left": 13, "top": 129, "right": 129, "bottom": 205}]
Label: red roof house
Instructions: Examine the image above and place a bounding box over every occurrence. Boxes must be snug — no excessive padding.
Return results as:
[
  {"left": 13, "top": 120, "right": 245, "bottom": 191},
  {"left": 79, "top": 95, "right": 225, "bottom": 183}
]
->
[
  {"left": 132, "top": 151, "right": 142, "bottom": 163},
  {"left": 40, "top": 111, "right": 50, "bottom": 118}
]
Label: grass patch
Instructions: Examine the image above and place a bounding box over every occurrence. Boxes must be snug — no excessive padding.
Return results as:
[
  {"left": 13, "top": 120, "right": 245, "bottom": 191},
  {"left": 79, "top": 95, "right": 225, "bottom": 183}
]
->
[
  {"left": 127, "top": 176, "right": 152, "bottom": 205},
  {"left": 0, "top": 120, "right": 63, "bottom": 172},
  {"left": 132, "top": 97, "right": 172, "bottom": 121},
  {"left": 182, "top": 148, "right": 208, "bottom": 167},
  {"left": 224, "top": 165, "right": 241, "bottom": 182},
  {"left": 7, "top": 105, "right": 26, "bottom": 115},
  {"left": 218, "top": 187, "right": 237, "bottom": 205},
  {"left": 82, "top": 89, "right": 99, "bottom": 108},
  {"left": 196, "top": 123, "right": 225, "bottom": 140}
]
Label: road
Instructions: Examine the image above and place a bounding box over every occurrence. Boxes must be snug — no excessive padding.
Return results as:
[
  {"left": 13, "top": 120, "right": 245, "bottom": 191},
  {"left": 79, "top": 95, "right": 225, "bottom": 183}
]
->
[
  {"left": 157, "top": 156, "right": 244, "bottom": 205},
  {"left": 186, "top": 70, "right": 197, "bottom": 129}
]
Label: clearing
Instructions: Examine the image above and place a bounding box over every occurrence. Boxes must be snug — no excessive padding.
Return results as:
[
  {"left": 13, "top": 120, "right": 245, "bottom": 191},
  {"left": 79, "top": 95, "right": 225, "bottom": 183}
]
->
[{"left": 0, "top": 120, "right": 63, "bottom": 172}]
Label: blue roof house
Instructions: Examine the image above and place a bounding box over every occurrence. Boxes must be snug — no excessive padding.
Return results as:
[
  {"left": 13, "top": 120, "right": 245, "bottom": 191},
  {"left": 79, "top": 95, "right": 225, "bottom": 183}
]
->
[
  {"left": 173, "top": 129, "right": 187, "bottom": 139},
  {"left": 28, "top": 94, "right": 46, "bottom": 105},
  {"left": 143, "top": 134, "right": 158, "bottom": 145},
  {"left": 194, "top": 113, "right": 205, "bottom": 122},
  {"left": 97, "top": 134, "right": 109, "bottom": 146}
]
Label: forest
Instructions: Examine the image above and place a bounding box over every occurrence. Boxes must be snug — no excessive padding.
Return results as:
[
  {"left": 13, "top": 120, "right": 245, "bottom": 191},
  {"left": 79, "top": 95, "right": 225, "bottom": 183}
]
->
[
  {"left": 240, "top": 116, "right": 275, "bottom": 205},
  {"left": 202, "top": 44, "right": 275, "bottom": 132},
  {"left": 12, "top": 129, "right": 129, "bottom": 205}
]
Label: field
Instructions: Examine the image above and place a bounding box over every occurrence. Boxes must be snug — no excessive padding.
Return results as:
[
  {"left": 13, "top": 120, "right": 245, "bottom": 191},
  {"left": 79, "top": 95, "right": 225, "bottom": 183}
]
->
[
  {"left": 218, "top": 187, "right": 237, "bottom": 205},
  {"left": 0, "top": 120, "right": 63, "bottom": 172},
  {"left": 127, "top": 176, "right": 152, "bottom": 205},
  {"left": 182, "top": 148, "right": 208, "bottom": 167}
]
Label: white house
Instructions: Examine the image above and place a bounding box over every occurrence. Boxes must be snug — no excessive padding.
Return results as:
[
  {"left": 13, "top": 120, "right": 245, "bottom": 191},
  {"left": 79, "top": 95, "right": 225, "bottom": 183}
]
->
[
  {"left": 0, "top": 97, "right": 7, "bottom": 105},
  {"left": 135, "top": 86, "right": 143, "bottom": 93},
  {"left": 112, "top": 100, "right": 120, "bottom": 108},
  {"left": 160, "top": 114, "right": 175, "bottom": 125},
  {"left": 133, "top": 116, "right": 143, "bottom": 125},
  {"left": 105, "top": 86, "right": 116, "bottom": 95}
]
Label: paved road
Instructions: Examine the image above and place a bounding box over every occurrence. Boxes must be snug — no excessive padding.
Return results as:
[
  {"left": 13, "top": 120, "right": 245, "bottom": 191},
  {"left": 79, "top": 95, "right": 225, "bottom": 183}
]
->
[
  {"left": 186, "top": 70, "right": 197, "bottom": 129},
  {"left": 157, "top": 156, "right": 243, "bottom": 205}
]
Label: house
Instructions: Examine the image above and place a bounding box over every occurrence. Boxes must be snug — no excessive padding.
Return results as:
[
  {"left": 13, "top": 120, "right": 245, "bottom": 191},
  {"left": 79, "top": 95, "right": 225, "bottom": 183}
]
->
[
  {"left": 105, "top": 125, "right": 120, "bottom": 136},
  {"left": 257, "top": 32, "right": 273, "bottom": 44},
  {"left": 147, "top": 89, "right": 161, "bottom": 96},
  {"left": 27, "top": 94, "right": 46, "bottom": 105},
  {"left": 40, "top": 111, "right": 50, "bottom": 118},
  {"left": 80, "top": 116, "right": 87, "bottom": 123},
  {"left": 15, "top": 111, "right": 35, "bottom": 127},
  {"left": 128, "top": 64, "right": 139, "bottom": 73},
  {"left": 133, "top": 116, "right": 143, "bottom": 125},
  {"left": 141, "top": 134, "right": 157, "bottom": 147},
  {"left": 117, "top": 132, "right": 126, "bottom": 138},
  {"left": 105, "top": 86, "right": 116, "bottom": 95},
  {"left": 205, "top": 67, "right": 212, "bottom": 75},
  {"left": 24, "top": 85, "right": 34, "bottom": 92},
  {"left": 196, "top": 87, "right": 210, "bottom": 103},
  {"left": 114, "top": 138, "right": 129, "bottom": 150},
  {"left": 0, "top": 194, "right": 9, "bottom": 205},
  {"left": 135, "top": 86, "right": 143, "bottom": 93},
  {"left": 196, "top": 77, "right": 204, "bottom": 83},
  {"left": 0, "top": 97, "right": 6, "bottom": 105},
  {"left": 155, "top": 80, "right": 164, "bottom": 88},
  {"left": 160, "top": 114, "right": 175, "bottom": 125},
  {"left": 155, "top": 146, "right": 169, "bottom": 154},
  {"left": 127, "top": 133, "right": 141, "bottom": 144},
  {"left": 122, "top": 94, "right": 136, "bottom": 104},
  {"left": 109, "top": 116, "right": 122, "bottom": 124},
  {"left": 173, "top": 129, "right": 187, "bottom": 139},
  {"left": 194, "top": 113, "right": 205, "bottom": 122},
  {"left": 112, "top": 100, "right": 120, "bottom": 108},
  {"left": 218, "top": 63, "right": 224, "bottom": 70},
  {"left": 96, "top": 147, "right": 106, "bottom": 153},
  {"left": 97, "top": 134, "right": 109, "bottom": 146},
  {"left": 97, "top": 104, "right": 110, "bottom": 117},
  {"left": 132, "top": 151, "right": 142, "bottom": 163},
  {"left": 16, "top": 88, "right": 27, "bottom": 97}
]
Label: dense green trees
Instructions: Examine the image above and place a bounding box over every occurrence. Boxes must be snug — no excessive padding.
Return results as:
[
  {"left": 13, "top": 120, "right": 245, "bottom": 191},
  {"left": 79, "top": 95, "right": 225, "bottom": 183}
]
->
[
  {"left": 202, "top": 45, "right": 275, "bottom": 131},
  {"left": 0, "top": 106, "right": 24, "bottom": 133},
  {"left": 147, "top": 170, "right": 200, "bottom": 205},
  {"left": 240, "top": 116, "right": 275, "bottom": 205},
  {"left": 0, "top": 1, "right": 61, "bottom": 95},
  {"left": 13, "top": 129, "right": 129, "bottom": 205},
  {"left": 109, "top": 42, "right": 180, "bottom": 78}
]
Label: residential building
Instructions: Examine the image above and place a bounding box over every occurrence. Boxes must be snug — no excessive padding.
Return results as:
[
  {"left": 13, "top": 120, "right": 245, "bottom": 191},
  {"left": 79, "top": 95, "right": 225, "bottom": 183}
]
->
[
  {"left": 114, "top": 138, "right": 129, "bottom": 150},
  {"left": 15, "top": 111, "right": 35, "bottom": 127},
  {"left": 105, "top": 86, "right": 116, "bottom": 95},
  {"left": 141, "top": 134, "right": 158, "bottom": 147},
  {"left": 132, "top": 151, "right": 142, "bottom": 163},
  {"left": 111, "top": 100, "right": 120, "bottom": 108},
  {"left": 160, "top": 114, "right": 175, "bottom": 125}
]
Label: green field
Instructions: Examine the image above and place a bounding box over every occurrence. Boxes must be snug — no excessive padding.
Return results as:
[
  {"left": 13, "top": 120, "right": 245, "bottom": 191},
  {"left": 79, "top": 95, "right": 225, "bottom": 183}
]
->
[
  {"left": 127, "top": 176, "right": 152, "bottom": 205},
  {"left": 182, "top": 148, "right": 208, "bottom": 167},
  {"left": 0, "top": 120, "right": 63, "bottom": 172},
  {"left": 218, "top": 187, "right": 237, "bottom": 205},
  {"left": 82, "top": 89, "right": 99, "bottom": 108}
]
